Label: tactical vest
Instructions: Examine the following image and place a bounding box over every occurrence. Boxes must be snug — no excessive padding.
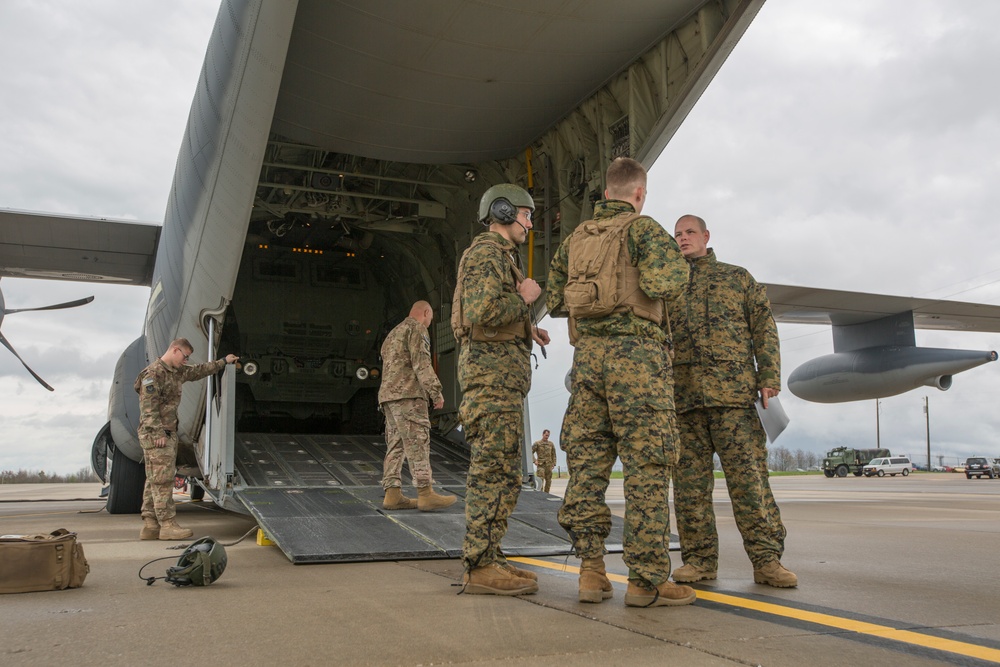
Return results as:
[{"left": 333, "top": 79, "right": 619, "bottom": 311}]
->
[
  {"left": 451, "top": 236, "right": 533, "bottom": 345},
  {"left": 563, "top": 212, "right": 665, "bottom": 337}
]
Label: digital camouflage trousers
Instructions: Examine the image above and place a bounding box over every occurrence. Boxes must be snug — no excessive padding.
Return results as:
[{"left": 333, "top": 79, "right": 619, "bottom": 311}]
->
[
  {"left": 558, "top": 336, "right": 678, "bottom": 587},
  {"left": 673, "top": 406, "right": 786, "bottom": 569}
]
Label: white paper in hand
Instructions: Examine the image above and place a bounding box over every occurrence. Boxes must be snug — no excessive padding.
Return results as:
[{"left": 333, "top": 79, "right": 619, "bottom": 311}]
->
[{"left": 755, "top": 395, "right": 789, "bottom": 443}]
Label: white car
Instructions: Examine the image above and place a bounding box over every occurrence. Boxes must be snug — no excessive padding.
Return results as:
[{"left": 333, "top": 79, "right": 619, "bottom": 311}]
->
[{"left": 863, "top": 456, "right": 913, "bottom": 477}]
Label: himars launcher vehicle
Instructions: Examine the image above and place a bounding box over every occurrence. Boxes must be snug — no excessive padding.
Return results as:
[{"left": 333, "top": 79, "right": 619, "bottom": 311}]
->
[{"left": 2, "top": 0, "right": 998, "bottom": 562}]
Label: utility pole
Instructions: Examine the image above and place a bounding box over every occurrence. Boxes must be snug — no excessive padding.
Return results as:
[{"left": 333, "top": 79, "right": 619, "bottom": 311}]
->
[
  {"left": 924, "top": 396, "right": 931, "bottom": 471},
  {"left": 875, "top": 398, "right": 881, "bottom": 449}
]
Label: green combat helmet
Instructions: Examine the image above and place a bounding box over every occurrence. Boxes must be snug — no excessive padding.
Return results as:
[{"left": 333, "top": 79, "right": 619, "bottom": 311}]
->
[
  {"left": 478, "top": 184, "right": 534, "bottom": 226},
  {"left": 165, "top": 537, "right": 228, "bottom": 586}
]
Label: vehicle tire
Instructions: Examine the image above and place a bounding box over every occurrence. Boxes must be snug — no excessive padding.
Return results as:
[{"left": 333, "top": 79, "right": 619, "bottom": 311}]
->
[
  {"left": 902, "top": 469, "right": 909, "bottom": 477},
  {"left": 824, "top": 470, "right": 834, "bottom": 478},
  {"left": 853, "top": 471, "right": 864, "bottom": 477},
  {"left": 107, "top": 445, "right": 145, "bottom": 514},
  {"left": 877, "top": 470, "right": 885, "bottom": 477},
  {"left": 966, "top": 474, "right": 972, "bottom": 479},
  {"left": 836, "top": 465, "right": 849, "bottom": 477},
  {"left": 190, "top": 483, "right": 206, "bottom": 501}
]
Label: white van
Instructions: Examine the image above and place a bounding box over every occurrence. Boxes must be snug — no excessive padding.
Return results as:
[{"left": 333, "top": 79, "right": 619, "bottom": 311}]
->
[{"left": 863, "top": 456, "right": 912, "bottom": 477}]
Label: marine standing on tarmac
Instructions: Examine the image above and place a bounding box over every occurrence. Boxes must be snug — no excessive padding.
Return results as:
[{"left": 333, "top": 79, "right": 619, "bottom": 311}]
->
[
  {"left": 379, "top": 300, "right": 456, "bottom": 512},
  {"left": 454, "top": 183, "right": 550, "bottom": 596},
  {"left": 136, "top": 338, "right": 238, "bottom": 541},
  {"left": 531, "top": 430, "right": 557, "bottom": 493},
  {"left": 546, "top": 157, "right": 695, "bottom": 607},
  {"left": 669, "top": 214, "right": 796, "bottom": 588}
]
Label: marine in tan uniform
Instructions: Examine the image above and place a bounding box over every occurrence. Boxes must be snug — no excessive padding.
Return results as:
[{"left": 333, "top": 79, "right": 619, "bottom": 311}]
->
[
  {"left": 135, "top": 338, "right": 238, "bottom": 540},
  {"left": 378, "top": 300, "right": 455, "bottom": 511},
  {"left": 547, "top": 157, "right": 695, "bottom": 608},
  {"left": 669, "top": 214, "right": 796, "bottom": 588},
  {"left": 454, "top": 183, "right": 550, "bottom": 596},
  {"left": 531, "top": 429, "right": 557, "bottom": 493}
]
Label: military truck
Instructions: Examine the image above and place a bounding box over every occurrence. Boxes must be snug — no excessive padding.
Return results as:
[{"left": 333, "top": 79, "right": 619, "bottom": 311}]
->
[{"left": 823, "top": 447, "right": 891, "bottom": 477}]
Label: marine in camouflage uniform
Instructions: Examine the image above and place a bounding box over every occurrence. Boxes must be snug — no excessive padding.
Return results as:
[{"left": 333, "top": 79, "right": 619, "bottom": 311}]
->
[
  {"left": 378, "top": 301, "right": 454, "bottom": 511},
  {"left": 531, "top": 430, "right": 557, "bottom": 492},
  {"left": 135, "top": 338, "right": 237, "bottom": 540},
  {"left": 547, "top": 157, "right": 695, "bottom": 607},
  {"left": 455, "top": 183, "right": 549, "bottom": 596},
  {"left": 669, "top": 214, "right": 796, "bottom": 588}
]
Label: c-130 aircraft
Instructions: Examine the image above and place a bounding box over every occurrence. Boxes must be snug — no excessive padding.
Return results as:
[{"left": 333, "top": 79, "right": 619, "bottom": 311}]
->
[{"left": 1, "top": 0, "right": 997, "bottom": 562}]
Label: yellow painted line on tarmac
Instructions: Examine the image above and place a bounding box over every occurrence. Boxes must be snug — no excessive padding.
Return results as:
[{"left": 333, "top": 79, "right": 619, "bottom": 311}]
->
[{"left": 510, "top": 556, "right": 1000, "bottom": 664}]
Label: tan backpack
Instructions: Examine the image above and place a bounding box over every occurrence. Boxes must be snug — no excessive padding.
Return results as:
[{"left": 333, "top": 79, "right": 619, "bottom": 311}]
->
[{"left": 563, "top": 212, "right": 664, "bottom": 325}]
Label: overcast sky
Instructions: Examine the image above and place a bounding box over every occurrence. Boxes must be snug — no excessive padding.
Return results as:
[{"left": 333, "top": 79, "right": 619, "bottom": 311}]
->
[{"left": 3, "top": 1, "right": 1000, "bottom": 475}]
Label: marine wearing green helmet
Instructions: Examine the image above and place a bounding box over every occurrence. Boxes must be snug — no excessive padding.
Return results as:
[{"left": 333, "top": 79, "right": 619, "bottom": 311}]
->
[{"left": 478, "top": 183, "right": 535, "bottom": 225}]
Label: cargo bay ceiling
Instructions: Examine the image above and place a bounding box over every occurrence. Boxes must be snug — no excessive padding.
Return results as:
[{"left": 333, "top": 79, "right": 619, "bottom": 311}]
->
[{"left": 250, "top": 0, "right": 764, "bottom": 306}]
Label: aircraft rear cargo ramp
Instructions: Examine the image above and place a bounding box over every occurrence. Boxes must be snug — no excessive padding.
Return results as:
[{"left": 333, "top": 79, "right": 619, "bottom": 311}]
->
[{"left": 231, "top": 432, "right": 624, "bottom": 563}]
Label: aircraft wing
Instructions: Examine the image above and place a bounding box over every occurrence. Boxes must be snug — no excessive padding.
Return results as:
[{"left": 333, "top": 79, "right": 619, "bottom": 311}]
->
[
  {"left": 765, "top": 283, "right": 1000, "bottom": 333},
  {"left": 0, "top": 209, "right": 159, "bottom": 286}
]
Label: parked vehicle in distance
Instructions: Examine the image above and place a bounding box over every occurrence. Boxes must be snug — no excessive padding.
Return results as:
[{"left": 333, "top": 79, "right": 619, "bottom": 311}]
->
[
  {"left": 964, "top": 457, "right": 1000, "bottom": 479},
  {"left": 863, "top": 456, "right": 913, "bottom": 477},
  {"left": 823, "top": 447, "right": 891, "bottom": 477}
]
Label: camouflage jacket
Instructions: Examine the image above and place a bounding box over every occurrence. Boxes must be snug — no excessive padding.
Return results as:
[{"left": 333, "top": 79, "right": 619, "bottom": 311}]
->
[
  {"left": 456, "top": 231, "right": 533, "bottom": 403},
  {"left": 378, "top": 316, "right": 443, "bottom": 405},
  {"left": 134, "top": 358, "right": 226, "bottom": 439},
  {"left": 668, "top": 249, "right": 780, "bottom": 412},
  {"left": 546, "top": 200, "right": 689, "bottom": 343},
  {"left": 532, "top": 439, "right": 557, "bottom": 467}
]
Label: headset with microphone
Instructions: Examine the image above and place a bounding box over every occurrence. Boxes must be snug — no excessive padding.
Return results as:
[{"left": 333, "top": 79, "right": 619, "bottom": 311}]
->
[{"left": 488, "top": 197, "right": 518, "bottom": 226}]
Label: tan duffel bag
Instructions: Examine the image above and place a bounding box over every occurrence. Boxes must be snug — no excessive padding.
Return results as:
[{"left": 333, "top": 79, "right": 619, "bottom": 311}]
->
[{"left": 0, "top": 528, "right": 90, "bottom": 594}]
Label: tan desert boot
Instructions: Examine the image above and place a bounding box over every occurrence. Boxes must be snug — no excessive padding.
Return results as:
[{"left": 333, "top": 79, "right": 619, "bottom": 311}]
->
[
  {"left": 382, "top": 487, "right": 418, "bottom": 510},
  {"left": 753, "top": 561, "right": 798, "bottom": 588},
  {"left": 579, "top": 556, "right": 614, "bottom": 603},
  {"left": 499, "top": 561, "right": 538, "bottom": 581},
  {"left": 158, "top": 519, "right": 194, "bottom": 541},
  {"left": 462, "top": 563, "right": 538, "bottom": 596},
  {"left": 672, "top": 562, "right": 717, "bottom": 583},
  {"left": 624, "top": 579, "right": 697, "bottom": 607},
  {"left": 139, "top": 517, "right": 160, "bottom": 540},
  {"left": 417, "top": 485, "right": 456, "bottom": 511}
]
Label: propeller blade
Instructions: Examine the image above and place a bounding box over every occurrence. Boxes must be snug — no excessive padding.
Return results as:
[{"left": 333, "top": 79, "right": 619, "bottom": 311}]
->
[
  {"left": 3, "top": 295, "right": 94, "bottom": 315},
  {"left": 0, "top": 332, "right": 55, "bottom": 391}
]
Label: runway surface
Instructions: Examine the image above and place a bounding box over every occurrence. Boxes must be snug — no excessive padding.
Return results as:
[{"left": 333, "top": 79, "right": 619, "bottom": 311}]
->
[{"left": 1, "top": 474, "right": 998, "bottom": 666}]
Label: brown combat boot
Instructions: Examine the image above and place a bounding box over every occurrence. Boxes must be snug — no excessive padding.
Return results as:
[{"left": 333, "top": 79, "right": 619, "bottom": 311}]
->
[
  {"left": 624, "top": 579, "right": 697, "bottom": 607},
  {"left": 139, "top": 517, "right": 160, "bottom": 540},
  {"left": 672, "top": 562, "right": 717, "bottom": 583},
  {"left": 753, "top": 561, "right": 798, "bottom": 588},
  {"left": 499, "top": 561, "right": 538, "bottom": 581},
  {"left": 382, "top": 487, "right": 417, "bottom": 510},
  {"left": 158, "top": 519, "right": 194, "bottom": 541},
  {"left": 462, "top": 563, "right": 538, "bottom": 596},
  {"left": 417, "top": 485, "right": 456, "bottom": 511},
  {"left": 579, "top": 556, "right": 614, "bottom": 603}
]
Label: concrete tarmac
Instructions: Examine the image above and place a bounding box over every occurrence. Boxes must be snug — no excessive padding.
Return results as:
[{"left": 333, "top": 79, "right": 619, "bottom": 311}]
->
[{"left": 1, "top": 474, "right": 999, "bottom": 666}]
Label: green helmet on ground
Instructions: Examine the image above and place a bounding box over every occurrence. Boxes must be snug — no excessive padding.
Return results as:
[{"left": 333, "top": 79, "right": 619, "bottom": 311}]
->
[
  {"left": 478, "top": 184, "right": 534, "bottom": 225},
  {"left": 165, "top": 537, "right": 228, "bottom": 586}
]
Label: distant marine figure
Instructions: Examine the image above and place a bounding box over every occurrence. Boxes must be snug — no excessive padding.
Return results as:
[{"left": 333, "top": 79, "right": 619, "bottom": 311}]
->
[{"left": 531, "top": 429, "right": 557, "bottom": 493}]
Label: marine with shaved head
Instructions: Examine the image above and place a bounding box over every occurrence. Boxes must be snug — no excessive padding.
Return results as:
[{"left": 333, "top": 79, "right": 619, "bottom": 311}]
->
[{"left": 378, "top": 300, "right": 455, "bottom": 511}]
